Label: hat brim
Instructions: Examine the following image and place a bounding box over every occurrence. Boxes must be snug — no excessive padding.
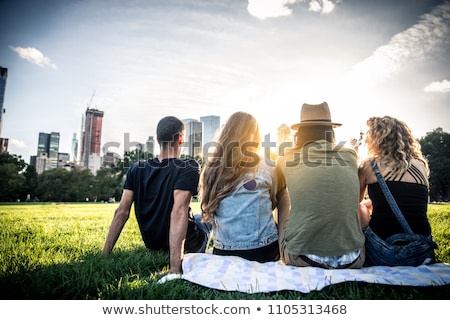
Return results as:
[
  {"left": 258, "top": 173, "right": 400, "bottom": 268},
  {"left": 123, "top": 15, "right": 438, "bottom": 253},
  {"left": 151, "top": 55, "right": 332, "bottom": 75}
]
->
[{"left": 290, "top": 121, "right": 342, "bottom": 130}]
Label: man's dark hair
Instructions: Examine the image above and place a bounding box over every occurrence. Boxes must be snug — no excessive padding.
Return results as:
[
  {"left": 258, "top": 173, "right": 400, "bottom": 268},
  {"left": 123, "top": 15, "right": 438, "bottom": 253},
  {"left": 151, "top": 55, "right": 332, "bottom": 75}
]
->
[
  {"left": 294, "top": 125, "right": 335, "bottom": 149},
  {"left": 157, "top": 116, "right": 184, "bottom": 146}
]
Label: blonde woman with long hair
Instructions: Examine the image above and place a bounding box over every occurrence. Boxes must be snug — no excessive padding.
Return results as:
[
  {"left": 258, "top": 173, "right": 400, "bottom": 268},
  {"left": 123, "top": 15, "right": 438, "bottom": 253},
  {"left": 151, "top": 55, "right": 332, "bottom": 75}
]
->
[
  {"left": 200, "top": 111, "right": 290, "bottom": 262},
  {"left": 358, "top": 115, "right": 435, "bottom": 265}
]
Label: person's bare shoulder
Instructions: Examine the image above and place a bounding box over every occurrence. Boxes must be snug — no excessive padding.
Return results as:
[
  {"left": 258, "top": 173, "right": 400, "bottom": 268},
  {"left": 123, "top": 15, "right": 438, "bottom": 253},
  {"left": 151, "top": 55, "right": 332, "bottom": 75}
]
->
[{"left": 358, "top": 157, "right": 376, "bottom": 184}]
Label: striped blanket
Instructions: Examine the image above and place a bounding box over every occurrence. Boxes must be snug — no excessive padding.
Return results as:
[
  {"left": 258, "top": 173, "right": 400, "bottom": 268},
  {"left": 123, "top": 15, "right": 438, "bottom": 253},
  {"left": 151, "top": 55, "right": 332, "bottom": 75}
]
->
[{"left": 174, "top": 253, "right": 450, "bottom": 293}]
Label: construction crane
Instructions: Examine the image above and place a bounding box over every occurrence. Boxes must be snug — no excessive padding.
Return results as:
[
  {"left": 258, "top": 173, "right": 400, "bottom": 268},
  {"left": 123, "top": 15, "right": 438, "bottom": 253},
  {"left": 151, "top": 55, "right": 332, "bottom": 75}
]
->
[
  {"left": 80, "top": 90, "right": 95, "bottom": 166},
  {"left": 87, "top": 90, "right": 96, "bottom": 109}
]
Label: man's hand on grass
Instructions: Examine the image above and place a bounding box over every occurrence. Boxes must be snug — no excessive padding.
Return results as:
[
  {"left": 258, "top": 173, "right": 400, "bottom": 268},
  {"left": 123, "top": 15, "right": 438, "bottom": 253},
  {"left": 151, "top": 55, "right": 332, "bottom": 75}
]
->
[{"left": 157, "top": 272, "right": 182, "bottom": 284}]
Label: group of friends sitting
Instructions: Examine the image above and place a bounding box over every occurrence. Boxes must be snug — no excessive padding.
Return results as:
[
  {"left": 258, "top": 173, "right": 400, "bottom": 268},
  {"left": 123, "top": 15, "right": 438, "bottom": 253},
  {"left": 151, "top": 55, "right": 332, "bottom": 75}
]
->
[{"left": 102, "top": 102, "right": 436, "bottom": 275}]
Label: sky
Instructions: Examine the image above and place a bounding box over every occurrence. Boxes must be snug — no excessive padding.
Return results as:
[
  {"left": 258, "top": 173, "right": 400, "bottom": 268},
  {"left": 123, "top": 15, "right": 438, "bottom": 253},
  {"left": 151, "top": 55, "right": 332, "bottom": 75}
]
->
[{"left": 1, "top": 0, "right": 449, "bottom": 163}]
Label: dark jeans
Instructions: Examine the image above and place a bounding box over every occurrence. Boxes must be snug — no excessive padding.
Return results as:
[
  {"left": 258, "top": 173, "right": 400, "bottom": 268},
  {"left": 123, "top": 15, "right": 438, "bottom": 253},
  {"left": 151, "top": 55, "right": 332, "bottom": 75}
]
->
[
  {"left": 184, "top": 213, "right": 213, "bottom": 253},
  {"left": 213, "top": 240, "right": 280, "bottom": 263}
]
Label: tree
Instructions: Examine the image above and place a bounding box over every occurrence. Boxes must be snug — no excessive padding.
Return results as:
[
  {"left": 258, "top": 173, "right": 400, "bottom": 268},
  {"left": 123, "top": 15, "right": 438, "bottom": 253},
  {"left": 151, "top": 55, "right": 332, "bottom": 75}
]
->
[
  {"left": 1, "top": 148, "right": 157, "bottom": 202},
  {"left": 118, "top": 149, "right": 153, "bottom": 171},
  {"left": 23, "top": 165, "right": 38, "bottom": 201},
  {"left": 92, "top": 167, "right": 123, "bottom": 202},
  {"left": 36, "top": 168, "right": 95, "bottom": 202},
  {"left": 0, "top": 153, "right": 27, "bottom": 201},
  {"left": 419, "top": 128, "right": 450, "bottom": 201}
]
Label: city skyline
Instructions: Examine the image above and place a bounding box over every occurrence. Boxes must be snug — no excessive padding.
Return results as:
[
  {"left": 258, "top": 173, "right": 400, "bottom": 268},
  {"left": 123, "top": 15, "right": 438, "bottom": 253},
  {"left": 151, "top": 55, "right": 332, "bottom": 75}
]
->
[
  {"left": 26, "top": 112, "right": 223, "bottom": 169},
  {"left": 1, "top": 0, "right": 449, "bottom": 163}
]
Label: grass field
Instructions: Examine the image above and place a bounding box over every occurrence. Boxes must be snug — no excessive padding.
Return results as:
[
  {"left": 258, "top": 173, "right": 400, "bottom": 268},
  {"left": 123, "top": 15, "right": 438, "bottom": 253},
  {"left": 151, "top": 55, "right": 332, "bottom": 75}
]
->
[{"left": 0, "top": 202, "right": 449, "bottom": 299}]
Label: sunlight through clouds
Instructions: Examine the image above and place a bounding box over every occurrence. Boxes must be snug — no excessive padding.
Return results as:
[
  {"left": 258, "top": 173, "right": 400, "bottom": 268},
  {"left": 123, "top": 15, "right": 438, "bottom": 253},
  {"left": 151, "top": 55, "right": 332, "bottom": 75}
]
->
[
  {"left": 350, "top": 2, "right": 450, "bottom": 87},
  {"left": 1, "top": 0, "right": 449, "bottom": 161},
  {"left": 9, "top": 46, "right": 57, "bottom": 69},
  {"left": 292, "top": 1, "right": 450, "bottom": 146}
]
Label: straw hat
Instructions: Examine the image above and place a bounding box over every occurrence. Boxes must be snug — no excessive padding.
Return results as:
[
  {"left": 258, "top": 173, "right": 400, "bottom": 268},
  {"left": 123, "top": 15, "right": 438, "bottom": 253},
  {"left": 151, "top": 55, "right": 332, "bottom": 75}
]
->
[{"left": 291, "top": 102, "right": 342, "bottom": 130}]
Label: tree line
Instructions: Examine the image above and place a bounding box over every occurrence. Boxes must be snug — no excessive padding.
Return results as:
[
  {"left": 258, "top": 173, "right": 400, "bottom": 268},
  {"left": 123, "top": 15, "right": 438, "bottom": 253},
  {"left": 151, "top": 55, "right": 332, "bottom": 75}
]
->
[
  {"left": 0, "top": 150, "right": 147, "bottom": 203},
  {"left": 0, "top": 128, "right": 449, "bottom": 203}
]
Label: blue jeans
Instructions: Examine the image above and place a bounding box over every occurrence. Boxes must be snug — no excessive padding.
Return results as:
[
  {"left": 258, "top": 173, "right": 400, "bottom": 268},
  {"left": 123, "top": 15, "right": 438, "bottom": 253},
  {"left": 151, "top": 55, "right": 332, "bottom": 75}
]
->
[
  {"left": 184, "top": 212, "right": 212, "bottom": 253},
  {"left": 364, "top": 226, "right": 436, "bottom": 266},
  {"left": 193, "top": 213, "right": 213, "bottom": 253}
]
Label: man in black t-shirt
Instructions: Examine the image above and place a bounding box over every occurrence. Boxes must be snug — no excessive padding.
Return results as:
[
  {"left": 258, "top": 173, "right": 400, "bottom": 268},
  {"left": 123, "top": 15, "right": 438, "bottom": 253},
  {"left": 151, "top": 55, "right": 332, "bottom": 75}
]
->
[{"left": 103, "top": 116, "right": 211, "bottom": 274}]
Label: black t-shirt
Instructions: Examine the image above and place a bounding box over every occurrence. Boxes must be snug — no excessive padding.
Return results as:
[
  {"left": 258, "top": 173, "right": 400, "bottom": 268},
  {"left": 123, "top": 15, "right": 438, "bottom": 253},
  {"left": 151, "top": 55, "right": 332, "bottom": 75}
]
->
[{"left": 124, "top": 157, "right": 200, "bottom": 250}]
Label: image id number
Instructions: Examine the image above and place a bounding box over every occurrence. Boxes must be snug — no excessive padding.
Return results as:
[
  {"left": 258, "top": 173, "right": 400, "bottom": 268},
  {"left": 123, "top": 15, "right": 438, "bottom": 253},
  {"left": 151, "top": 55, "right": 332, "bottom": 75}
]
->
[{"left": 268, "top": 304, "right": 347, "bottom": 315}]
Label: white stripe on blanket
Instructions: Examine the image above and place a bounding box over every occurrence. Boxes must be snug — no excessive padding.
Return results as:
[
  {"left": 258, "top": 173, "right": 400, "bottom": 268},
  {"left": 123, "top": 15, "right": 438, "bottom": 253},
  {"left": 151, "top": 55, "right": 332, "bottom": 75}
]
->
[{"left": 180, "top": 253, "right": 450, "bottom": 293}]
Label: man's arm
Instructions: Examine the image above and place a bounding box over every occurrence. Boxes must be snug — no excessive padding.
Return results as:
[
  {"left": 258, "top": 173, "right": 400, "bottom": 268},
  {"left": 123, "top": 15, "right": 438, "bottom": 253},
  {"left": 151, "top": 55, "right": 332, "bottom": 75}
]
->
[
  {"left": 358, "top": 160, "right": 371, "bottom": 202},
  {"left": 168, "top": 189, "right": 192, "bottom": 274},
  {"left": 102, "top": 189, "right": 133, "bottom": 254},
  {"left": 357, "top": 160, "right": 372, "bottom": 228},
  {"left": 275, "top": 187, "right": 290, "bottom": 224}
]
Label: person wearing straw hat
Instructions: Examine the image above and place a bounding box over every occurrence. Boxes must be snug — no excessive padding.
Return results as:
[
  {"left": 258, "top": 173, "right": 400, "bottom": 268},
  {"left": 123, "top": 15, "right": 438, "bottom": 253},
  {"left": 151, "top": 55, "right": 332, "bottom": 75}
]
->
[{"left": 276, "top": 102, "right": 365, "bottom": 269}]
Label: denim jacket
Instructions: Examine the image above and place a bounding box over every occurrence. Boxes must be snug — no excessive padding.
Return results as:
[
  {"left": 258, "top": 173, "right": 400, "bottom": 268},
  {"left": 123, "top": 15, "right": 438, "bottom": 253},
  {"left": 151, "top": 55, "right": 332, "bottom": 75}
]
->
[{"left": 213, "top": 161, "right": 279, "bottom": 250}]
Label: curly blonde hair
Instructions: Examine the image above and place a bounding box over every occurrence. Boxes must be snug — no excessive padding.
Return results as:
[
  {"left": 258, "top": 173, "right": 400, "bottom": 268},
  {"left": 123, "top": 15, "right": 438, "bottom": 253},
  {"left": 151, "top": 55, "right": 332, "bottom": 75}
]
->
[
  {"left": 200, "top": 112, "right": 261, "bottom": 221},
  {"left": 365, "top": 116, "right": 428, "bottom": 176}
]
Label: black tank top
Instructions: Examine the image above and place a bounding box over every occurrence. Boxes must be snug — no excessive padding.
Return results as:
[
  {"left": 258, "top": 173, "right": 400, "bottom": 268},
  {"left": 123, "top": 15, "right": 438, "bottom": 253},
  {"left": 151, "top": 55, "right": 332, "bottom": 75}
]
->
[{"left": 368, "top": 163, "right": 431, "bottom": 240}]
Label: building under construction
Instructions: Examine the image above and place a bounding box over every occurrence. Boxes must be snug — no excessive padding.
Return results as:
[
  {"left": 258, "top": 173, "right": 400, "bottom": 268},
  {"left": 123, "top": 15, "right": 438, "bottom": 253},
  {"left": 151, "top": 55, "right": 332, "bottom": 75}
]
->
[{"left": 80, "top": 107, "right": 104, "bottom": 172}]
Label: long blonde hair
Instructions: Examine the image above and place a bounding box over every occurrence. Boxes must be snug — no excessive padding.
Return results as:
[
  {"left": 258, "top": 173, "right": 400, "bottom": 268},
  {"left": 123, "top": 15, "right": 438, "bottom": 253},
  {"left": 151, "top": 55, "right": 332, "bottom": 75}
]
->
[
  {"left": 365, "top": 116, "right": 428, "bottom": 175},
  {"left": 200, "top": 112, "right": 261, "bottom": 221}
]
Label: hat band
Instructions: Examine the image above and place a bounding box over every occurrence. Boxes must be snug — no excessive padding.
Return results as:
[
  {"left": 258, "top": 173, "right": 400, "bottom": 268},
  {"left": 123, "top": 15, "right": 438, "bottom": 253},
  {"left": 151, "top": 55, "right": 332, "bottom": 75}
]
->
[{"left": 301, "top": 119, "right": 332, "bottom": 123}]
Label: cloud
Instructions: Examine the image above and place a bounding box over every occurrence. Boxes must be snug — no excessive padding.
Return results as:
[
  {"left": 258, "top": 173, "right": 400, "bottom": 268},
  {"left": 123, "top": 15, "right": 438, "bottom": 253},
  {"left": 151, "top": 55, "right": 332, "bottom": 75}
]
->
[
  {"left": 9, "top": 46, "right": 57, "bottom": 69},
  {"left": 247, "top": 0, "right": 336, "bottom": 19},
  {"left": 8, "top": 138, "right": 27, "bottom": 149},
  {"left": 247, "top": 0, "right": 297, "bottom": 19},
  {"left": 424, "top": 79, "right": 450, "bottom": 93},
  {"left": 350, "top": 2, "right": 450, "bottom": 85},
  {"left": 308, "top": 0, "right": 336, "bottom": 14}
]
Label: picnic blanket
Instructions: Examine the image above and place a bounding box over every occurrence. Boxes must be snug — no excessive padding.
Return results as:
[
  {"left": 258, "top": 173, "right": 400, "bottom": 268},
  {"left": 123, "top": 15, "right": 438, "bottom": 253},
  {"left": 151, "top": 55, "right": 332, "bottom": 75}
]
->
[{"left": 176, "top": 253, "right": 450, "bottom": 293}]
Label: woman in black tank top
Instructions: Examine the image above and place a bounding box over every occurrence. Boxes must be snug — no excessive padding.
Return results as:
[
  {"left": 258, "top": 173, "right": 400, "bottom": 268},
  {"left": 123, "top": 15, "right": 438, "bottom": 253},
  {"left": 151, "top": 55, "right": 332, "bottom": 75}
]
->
[{"left": 357, "top": 116, "right": 434, "bottom": 261}]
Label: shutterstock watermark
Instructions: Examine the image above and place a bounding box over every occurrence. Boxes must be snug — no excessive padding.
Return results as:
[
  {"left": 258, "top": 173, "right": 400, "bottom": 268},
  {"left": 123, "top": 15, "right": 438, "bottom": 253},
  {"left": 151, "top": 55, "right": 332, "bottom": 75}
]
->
[{"left": 102, "top": 133, "right": 352, "bottom": 169}]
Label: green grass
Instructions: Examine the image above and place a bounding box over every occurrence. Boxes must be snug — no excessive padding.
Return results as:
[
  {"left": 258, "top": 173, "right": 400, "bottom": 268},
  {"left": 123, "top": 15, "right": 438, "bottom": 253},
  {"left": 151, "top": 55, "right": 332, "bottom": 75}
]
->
[{"left": 0, "top": 202, "right": 449, "bottom": 299}]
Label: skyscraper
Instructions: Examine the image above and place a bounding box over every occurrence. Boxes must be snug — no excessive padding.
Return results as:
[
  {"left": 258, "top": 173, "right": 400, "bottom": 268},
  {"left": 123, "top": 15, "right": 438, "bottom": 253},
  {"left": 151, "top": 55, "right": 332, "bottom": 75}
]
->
[
  {"left": 48, "top": 131, "right": 60, "bottom": 169},
  {"left": 71, "top": 133, "right": 79, "bottom": 163},
  {"left": 145, "top": 136, "right": 155, "bottom": 155},
  {"left": 0, "top": 66, "right": 8, "bottom": 153},
  {"left": 277, "top": 123, "right": 292, "bottom": 147},
  {"left": 200, "top": 115, "right": 220, "bottom": 150},
  {"left": 182, "top": 118, "right": 202, "bottom": 158},
  {"left": 80, "top": 108, "right": 104, "bottom": 172},
  {"left": 275, "top": 123, "right": 292, "bottom": 159},
  {"left": 36, "top": 131, "right": 60, "bottom": 173}
]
